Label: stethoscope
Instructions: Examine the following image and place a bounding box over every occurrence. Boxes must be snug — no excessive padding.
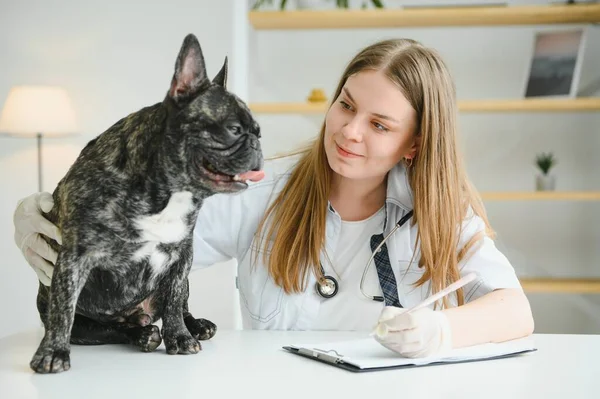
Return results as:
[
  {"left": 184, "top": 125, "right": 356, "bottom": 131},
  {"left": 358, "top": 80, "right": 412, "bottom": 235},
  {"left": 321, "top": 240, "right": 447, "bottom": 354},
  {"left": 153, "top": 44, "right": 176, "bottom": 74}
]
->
[{"left": 315, "top": 209, "right": 414, "bottom": 301}]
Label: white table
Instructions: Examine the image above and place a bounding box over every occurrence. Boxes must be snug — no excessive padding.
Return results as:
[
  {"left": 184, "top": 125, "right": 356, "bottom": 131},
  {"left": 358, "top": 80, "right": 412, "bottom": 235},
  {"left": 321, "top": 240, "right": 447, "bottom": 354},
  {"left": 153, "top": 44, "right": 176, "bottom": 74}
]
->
[{"left": 0, "top": 329, "right": 597, "bottom": 399}]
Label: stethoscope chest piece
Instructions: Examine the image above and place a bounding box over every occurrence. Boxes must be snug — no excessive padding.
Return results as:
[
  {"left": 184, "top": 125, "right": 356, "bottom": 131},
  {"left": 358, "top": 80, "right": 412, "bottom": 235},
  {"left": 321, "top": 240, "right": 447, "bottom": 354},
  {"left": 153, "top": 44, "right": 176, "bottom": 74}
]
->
[{"left": 316, "top": 275, "right": 339, "bottom": 299}]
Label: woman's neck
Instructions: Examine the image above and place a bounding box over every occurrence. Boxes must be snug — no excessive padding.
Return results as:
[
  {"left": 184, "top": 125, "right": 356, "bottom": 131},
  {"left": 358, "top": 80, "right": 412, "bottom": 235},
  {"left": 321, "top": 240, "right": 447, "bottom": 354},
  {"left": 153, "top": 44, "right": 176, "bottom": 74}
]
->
[{"left": 329, "top": 173, "right": 387, "bottom": 222}]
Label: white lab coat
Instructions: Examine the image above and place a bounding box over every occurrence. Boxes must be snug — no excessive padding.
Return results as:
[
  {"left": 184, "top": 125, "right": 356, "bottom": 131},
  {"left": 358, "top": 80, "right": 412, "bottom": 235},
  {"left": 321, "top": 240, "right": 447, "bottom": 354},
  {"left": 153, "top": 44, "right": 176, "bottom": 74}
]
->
[{"left": 191, "top": 155, "right": 522, "bottom": 330}]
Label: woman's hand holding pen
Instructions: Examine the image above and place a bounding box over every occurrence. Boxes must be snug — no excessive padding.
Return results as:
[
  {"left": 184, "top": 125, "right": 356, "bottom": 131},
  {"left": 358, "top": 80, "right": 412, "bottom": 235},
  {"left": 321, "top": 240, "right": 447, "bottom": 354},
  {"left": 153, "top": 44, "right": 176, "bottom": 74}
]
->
[
  {"left": 372, "top": 306, "right": 453, "bottom": 358},
  {"left": 372, "top": 273, "right": 477, "bottom": 358}
]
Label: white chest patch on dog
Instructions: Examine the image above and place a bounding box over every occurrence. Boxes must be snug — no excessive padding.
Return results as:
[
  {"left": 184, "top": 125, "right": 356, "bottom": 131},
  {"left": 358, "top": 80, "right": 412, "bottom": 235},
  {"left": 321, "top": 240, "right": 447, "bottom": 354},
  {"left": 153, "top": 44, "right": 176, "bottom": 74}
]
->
[
  {"left": 134, "top": 191, "right": 195, "bottom": 244},
  {"left": 132, "top": 191, "right": 190, "bottom": 275},
  {"left": 132, "top": 243, "right": 176, "bottom": 276}
]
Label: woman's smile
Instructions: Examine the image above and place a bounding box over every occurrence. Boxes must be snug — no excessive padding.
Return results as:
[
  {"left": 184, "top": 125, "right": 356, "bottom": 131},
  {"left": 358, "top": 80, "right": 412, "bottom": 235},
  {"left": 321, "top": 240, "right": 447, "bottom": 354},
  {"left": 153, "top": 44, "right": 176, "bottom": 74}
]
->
[{"left": 335, "top": 143, "right": 363, "bottom": 158}]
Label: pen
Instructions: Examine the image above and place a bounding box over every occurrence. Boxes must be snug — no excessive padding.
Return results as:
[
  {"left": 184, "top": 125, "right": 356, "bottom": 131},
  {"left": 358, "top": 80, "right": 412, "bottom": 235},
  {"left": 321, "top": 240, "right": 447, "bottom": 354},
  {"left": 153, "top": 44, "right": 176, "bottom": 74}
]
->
[
  {"left": 372, "top": 272, "right": 478, "bottom": 338},
  {"left": 406, "top": 272, "right": 478, "bottom": 314}
]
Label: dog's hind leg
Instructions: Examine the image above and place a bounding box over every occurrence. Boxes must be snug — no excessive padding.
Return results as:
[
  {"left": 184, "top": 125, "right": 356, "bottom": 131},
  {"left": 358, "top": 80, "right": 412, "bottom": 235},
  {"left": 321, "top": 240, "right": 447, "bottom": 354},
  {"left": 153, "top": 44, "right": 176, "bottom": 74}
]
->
[
  {"left": 181, "top": 279, "right": 217, "bottom": 341},
  {"left": 122, "top": 324, "right": 162, "bottom": 352},
  {"left": 37, "top": 279, "right": 161, "bottom": 351},
  {"left": 69, "top": 315, "right": 130, "bottom": 345},
  {"left": 70, "top": 315, "right": 162, "bottom": 352}
]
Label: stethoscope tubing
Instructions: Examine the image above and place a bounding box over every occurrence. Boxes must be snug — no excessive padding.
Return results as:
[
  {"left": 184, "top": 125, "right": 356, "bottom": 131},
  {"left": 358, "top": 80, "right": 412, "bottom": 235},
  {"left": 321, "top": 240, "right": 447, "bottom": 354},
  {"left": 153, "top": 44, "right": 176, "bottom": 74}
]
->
[{"left": 317, "top": 209, "right": 414, "bottom": 302}]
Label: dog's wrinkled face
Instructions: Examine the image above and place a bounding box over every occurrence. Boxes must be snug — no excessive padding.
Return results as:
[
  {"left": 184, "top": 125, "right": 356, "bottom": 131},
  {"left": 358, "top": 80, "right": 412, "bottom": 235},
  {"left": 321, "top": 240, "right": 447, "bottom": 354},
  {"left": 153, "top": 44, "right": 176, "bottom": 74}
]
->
[{"left": 166, "top": 34, "right": 264, "bottom": 194}]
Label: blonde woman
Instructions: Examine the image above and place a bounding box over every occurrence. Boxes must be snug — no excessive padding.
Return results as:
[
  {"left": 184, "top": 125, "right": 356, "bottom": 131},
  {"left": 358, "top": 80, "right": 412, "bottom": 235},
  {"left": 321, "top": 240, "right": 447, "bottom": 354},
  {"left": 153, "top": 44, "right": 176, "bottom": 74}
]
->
[{"left": 13, "top": 38, "right": 534, "bottom": 358}]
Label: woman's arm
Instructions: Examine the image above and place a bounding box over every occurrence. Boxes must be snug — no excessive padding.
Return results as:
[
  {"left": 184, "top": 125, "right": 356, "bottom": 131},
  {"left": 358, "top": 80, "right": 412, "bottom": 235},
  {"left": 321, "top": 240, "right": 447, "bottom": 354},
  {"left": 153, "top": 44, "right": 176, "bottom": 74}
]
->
[
  {"left": 372, "top": 288, "right": 534, "bottom": 358},
  {"left": 442, "top": 288, "right": 534, "bottom": 348},
  {"left": 374, "top": 211, "right": 534, "bottom": 357}
]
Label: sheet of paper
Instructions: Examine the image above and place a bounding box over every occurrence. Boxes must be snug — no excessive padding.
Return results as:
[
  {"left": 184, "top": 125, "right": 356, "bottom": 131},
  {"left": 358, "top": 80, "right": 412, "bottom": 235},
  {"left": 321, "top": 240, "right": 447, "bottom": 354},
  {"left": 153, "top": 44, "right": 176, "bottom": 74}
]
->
[{"left": 289, "top": 336, "right": 536, "bottom": 369}]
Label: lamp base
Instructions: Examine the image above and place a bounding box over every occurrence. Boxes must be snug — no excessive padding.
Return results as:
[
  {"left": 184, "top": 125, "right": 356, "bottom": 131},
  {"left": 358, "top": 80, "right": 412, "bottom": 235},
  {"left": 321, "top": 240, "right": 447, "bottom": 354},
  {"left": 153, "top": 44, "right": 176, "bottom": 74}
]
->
[{"left": 37, "top": 132, "right": 42, "bottom": 192}]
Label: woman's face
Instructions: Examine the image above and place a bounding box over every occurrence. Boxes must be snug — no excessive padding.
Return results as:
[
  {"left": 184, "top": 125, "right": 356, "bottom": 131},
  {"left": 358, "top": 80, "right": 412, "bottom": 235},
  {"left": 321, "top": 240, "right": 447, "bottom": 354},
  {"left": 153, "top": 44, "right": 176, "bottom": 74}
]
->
[{"left": 324, "top": 69, "right": 418, "bottom": 182}]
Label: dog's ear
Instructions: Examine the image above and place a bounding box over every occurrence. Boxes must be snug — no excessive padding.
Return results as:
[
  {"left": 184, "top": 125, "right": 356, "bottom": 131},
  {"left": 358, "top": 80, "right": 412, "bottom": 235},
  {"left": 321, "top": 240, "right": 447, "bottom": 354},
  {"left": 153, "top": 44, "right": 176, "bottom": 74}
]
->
[
  {"left": 212, "top": 56, "right": 228, "bottom": 87},
  {"left": 168, "top": 34, "right": 209, "bottom": 103}
]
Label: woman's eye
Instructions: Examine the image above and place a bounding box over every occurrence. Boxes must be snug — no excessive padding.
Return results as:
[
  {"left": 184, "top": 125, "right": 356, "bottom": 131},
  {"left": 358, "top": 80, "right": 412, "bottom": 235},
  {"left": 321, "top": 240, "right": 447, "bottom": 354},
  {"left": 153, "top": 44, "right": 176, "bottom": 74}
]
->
[
  {"left": 373, "top": 122, "right": 388, "bottom": 132},
  {"left": 339, "top": 101, "right": 353, "bottom": 111}
]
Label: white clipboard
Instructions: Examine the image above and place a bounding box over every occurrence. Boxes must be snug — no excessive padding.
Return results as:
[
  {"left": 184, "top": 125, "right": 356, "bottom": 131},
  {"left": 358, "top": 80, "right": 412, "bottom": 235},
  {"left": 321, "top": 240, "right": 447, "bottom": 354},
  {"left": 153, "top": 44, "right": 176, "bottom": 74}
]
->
[{"left": 283, "top": 336, "right": 537, "bottom": 372}]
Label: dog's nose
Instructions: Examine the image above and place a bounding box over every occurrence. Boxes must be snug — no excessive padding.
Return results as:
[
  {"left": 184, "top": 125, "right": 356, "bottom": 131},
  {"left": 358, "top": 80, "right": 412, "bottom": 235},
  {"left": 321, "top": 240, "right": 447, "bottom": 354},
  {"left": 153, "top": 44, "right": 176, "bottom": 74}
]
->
[
  {"left": 252, "top": 156, "right": 263, "bottom": 172},
  {"left": 251, "top": 124, "right": 261, "bottom": 139}
]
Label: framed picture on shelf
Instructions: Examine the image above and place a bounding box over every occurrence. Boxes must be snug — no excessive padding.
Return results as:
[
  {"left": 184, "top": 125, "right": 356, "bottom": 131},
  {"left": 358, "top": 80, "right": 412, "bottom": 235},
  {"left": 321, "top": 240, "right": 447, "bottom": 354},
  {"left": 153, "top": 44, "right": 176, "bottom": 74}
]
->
[{"left": 524, "top": 28, "right": 586, "bottom": 98}]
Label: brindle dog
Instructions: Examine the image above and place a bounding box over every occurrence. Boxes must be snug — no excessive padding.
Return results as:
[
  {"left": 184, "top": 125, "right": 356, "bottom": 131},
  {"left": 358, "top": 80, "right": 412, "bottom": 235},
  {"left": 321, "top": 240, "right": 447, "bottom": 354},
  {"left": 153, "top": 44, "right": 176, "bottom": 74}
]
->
[{"left": 30, "top": 33, "right": 264, "bottom": 374}]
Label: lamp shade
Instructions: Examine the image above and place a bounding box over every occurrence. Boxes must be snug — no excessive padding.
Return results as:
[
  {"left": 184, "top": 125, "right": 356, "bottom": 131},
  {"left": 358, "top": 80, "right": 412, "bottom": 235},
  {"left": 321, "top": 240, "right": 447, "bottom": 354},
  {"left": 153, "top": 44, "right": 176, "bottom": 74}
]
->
[{"left": 0, "top": 85, "right": 78, "bottom": 137}]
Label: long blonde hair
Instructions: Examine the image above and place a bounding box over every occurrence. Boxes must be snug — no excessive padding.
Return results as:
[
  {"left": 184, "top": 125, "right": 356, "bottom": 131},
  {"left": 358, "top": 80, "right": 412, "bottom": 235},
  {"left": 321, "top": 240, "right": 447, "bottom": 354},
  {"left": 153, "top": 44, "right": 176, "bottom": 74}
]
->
[{"left": 254, "top": 38, "right": 492, "bottom": 308}]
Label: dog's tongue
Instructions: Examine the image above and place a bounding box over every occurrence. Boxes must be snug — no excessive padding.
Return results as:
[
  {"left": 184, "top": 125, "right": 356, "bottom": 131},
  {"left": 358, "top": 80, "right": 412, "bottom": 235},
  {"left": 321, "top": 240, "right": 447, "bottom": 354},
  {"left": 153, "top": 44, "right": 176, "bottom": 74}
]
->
[{"left": 237, "top": 170, "right": 265, "bottom": 182}]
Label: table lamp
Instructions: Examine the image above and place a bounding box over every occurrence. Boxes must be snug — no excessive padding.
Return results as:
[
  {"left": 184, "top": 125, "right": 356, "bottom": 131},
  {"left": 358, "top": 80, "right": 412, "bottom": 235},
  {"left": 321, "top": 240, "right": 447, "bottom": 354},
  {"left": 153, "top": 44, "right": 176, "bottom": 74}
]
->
[{"left": 0, "top": 85, "right": 79, "bottom": 192}]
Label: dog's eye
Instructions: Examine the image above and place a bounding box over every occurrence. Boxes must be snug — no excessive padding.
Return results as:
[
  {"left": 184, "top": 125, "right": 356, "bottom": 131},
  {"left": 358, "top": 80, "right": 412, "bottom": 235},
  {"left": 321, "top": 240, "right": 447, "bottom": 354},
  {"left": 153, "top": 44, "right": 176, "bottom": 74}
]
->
[{"left": 229, "top": 125, "right": 242, "bottom": 135}]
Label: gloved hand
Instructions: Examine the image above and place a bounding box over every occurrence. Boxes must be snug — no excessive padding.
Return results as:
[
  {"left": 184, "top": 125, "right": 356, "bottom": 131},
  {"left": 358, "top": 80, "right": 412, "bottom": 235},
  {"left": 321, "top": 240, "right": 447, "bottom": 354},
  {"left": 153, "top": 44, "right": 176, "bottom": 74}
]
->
[
  {"left": 372, "top": 306, "right": 453, "bottom": 358},
  {"left": 13, "top": 192, "right": 62, "bottom": 286}
]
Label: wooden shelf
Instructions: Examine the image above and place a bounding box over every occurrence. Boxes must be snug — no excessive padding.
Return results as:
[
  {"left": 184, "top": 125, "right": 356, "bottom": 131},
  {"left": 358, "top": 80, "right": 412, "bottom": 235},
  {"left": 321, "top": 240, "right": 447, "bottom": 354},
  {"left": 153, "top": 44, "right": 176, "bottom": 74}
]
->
[
  {"left": 520, "top": 278, "right": 600, "bottom": 294},
  {"left": 249, "top": 98, "right": 600, "bottom": 114},
  {"left": 460, "top": 98, "right": 600, "bottom": 112},
  {"left": 249, "top": 4, "right": 600, "bottom": 30},
  {"left": 481, "top": 192, "right": 600, "bottom": 201}
]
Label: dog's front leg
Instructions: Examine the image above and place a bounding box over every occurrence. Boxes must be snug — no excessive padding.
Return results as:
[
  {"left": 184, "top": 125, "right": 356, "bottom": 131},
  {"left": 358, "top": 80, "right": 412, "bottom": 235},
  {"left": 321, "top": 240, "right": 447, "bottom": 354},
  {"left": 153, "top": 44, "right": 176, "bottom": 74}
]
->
[
  {"left": 30, "top": 250, "right": 91, "bottom": 373},
  {"left": 161, "top": 240, "right": 201, "bottom": 355}
]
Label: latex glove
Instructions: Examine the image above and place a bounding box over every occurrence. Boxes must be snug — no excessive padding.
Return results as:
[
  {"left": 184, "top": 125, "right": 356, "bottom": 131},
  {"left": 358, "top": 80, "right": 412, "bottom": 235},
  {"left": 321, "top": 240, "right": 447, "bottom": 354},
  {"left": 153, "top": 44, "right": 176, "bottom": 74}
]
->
[
  {"left": 13, "top": 192, "right": 62, "bottom": 286},
  {"left": 372, "top": 306, "right": 453, "bottom": 358}
]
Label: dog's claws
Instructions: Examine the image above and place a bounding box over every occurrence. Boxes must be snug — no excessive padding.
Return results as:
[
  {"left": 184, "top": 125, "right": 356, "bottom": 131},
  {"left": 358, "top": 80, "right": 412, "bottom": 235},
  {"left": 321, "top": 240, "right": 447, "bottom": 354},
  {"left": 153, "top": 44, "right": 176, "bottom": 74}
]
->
[
  {"left": 164, "top": 331, "right": 201, "bottom": 355},
  {"left": 30, "top": 348, "right": 71, "bottom": 374},
  {"left": 136, "top": 325, "right": 162, "bottom": 352},
  {"left": 185, "top": 317, "right": 217, "bottom": 341}
]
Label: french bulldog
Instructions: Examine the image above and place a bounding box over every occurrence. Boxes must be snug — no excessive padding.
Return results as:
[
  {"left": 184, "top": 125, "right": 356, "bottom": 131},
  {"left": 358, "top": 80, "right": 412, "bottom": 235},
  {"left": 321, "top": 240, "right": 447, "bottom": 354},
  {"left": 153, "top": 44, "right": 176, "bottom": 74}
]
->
[{"left": 30, "top": 33, "right": 264, "bottom": 374}]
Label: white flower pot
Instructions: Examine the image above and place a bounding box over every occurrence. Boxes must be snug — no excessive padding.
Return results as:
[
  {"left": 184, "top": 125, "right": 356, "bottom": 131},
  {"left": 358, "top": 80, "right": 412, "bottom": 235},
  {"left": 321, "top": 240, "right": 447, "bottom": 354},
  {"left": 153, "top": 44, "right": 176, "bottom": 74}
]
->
[{"left": 536, "top": 174, "right": 556, "bottom": 191}]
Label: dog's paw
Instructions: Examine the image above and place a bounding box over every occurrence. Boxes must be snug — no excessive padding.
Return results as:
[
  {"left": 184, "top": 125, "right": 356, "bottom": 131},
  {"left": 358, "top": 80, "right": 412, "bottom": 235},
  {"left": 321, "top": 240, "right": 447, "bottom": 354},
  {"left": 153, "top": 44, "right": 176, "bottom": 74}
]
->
[
  {"left": 134, "top": 325, "right": 162, "bottom": 352},
  {"left": 30, "top": 346, "right": 71, "bottom": 374},
  {"left": 163, "top": 330, "right": 201, "bottom": 355},
  {"left": 185, "top": 317, "right": 217, "bottom": 341}
]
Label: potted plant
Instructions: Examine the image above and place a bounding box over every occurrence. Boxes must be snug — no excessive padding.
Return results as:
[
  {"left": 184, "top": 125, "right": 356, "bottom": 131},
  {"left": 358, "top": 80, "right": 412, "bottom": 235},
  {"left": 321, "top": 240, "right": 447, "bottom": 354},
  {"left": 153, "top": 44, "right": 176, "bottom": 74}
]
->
[
  {"left": 252, "top": 0, "right": 288, "bottom": 10},
  {"left": 535, "top": 152, "right": 557, "bottom": 191},
  {"left": 252, "top": 0, "right": 384, "bottom": 10},
  {"left": 334, "top": 0, "right": 384, "bottom": 8}
]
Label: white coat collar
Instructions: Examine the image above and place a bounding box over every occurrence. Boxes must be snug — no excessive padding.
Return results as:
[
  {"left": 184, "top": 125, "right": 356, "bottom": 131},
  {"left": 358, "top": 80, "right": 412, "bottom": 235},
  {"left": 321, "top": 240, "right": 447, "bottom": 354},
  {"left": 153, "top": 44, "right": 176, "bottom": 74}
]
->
[{"left": 385, "top": 162, "right": 414, "bottom": 212}]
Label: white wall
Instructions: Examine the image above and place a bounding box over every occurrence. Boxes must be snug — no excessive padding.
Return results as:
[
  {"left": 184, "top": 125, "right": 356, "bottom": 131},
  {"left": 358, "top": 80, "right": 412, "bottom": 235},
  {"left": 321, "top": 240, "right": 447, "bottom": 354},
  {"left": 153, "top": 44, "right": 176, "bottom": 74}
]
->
[{"left": 1, "top": 0, "right": 599, "bottom": 338}]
